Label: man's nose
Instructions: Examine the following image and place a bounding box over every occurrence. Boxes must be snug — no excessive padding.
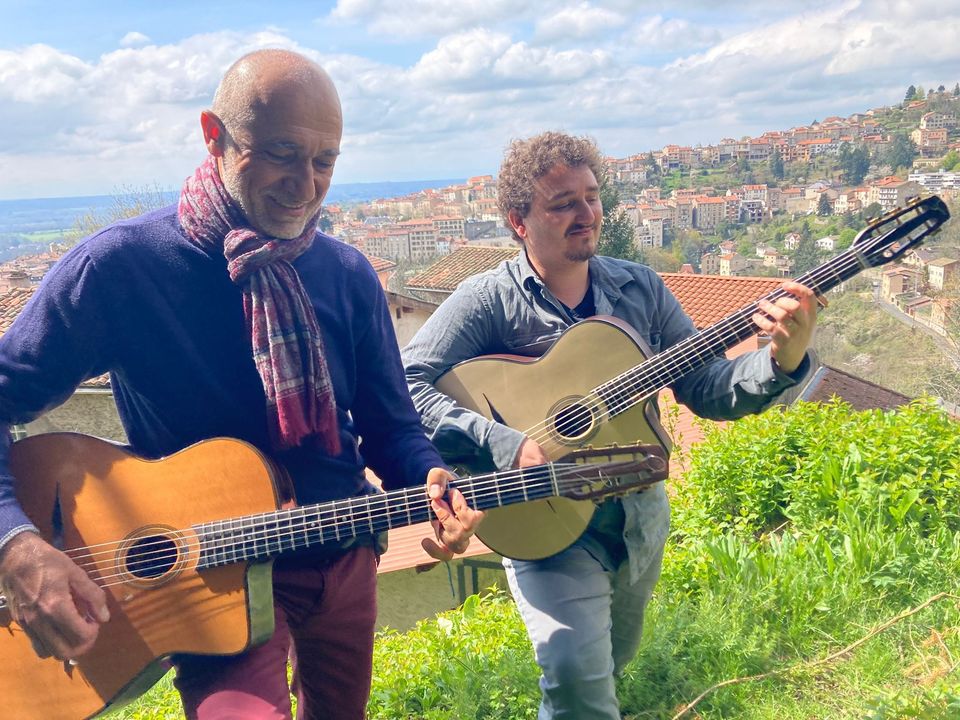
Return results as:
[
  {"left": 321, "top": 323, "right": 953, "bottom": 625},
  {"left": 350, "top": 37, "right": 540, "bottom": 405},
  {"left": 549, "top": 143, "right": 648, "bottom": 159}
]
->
[
  {"left": 284, "top": 159, "right": 319, "bottom": 203},
  {"left": 575, "top": 198, "right": 597, "bottom": 225}
]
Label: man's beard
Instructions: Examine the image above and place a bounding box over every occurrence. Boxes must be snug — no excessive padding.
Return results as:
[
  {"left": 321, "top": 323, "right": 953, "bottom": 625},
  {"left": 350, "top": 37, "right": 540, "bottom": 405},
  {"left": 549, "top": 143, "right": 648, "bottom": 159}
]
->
[{"left": 565, "top": 245, "right": 597, "bottom": 263}]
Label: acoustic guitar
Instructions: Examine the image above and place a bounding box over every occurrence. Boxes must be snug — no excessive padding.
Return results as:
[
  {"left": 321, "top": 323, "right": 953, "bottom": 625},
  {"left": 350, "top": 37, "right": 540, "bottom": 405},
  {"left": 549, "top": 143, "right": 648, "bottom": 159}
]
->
[
  {"left": 0, "top": 432, "right": 666, "bottom": 720},
  {"left": 436, "top": 195, "right": 951, "bottom": 560}
]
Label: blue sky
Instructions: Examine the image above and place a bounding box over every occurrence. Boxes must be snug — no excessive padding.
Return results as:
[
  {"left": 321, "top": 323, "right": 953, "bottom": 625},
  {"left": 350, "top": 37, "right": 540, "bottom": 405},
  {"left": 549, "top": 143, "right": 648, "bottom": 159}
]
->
[{"left": 1, "top": 0, "right": 959, "bottom": 199}]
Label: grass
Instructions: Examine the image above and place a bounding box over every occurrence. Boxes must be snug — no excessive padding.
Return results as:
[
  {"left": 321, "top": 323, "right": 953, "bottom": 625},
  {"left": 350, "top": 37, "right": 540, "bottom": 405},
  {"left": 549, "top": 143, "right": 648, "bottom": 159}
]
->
[{"left": 103, "top": 400, "right": 960, "bottom": 719}]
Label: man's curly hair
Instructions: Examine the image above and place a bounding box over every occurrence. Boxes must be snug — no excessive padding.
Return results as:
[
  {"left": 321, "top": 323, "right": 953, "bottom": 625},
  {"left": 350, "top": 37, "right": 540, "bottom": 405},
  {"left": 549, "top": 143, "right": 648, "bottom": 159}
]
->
[{"left": 496, "top": 131, "right": 606, "bottom": 241}]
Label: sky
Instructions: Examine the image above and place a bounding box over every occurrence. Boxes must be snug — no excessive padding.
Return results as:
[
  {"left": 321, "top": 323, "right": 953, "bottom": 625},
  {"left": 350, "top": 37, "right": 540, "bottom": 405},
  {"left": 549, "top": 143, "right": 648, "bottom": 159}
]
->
[{"left": 1, "top": 0, "right": 959, "bottom": 200}]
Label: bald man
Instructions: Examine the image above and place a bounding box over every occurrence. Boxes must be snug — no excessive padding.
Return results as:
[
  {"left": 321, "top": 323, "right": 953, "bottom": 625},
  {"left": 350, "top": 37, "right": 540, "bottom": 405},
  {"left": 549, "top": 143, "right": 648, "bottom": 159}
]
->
[{"left": 0, "top": 49, "right": 480, "bottom": 719}]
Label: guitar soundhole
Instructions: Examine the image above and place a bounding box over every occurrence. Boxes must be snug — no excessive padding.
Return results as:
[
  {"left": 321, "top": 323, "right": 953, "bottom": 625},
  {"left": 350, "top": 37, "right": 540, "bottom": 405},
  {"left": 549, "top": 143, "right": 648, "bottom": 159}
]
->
[
  {"left": 553, "top": 401, "right": 594, "bottom": 441},
  {"left": 125, "top": 534, "right": 179, "bottom": 580}
]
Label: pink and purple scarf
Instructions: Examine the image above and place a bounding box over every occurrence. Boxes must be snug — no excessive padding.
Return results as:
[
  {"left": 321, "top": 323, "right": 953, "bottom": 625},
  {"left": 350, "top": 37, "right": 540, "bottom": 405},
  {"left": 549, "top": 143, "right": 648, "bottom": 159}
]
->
[{"left": 178, "top": 156, "right": 340, "bottom": 455}]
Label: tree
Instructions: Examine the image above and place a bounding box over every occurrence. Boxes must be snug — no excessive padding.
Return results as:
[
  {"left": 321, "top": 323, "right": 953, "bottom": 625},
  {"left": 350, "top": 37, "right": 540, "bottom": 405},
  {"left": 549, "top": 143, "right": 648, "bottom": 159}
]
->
[
  {"left": 937, "top": 84, "right": 946, "bottom": 93},
  {"left": 954, "top": 83, "right": 960, "bottom": 97},
  {"left": 792, "top": 234, "right": 821, "bottom": 274},
  {"left": 885, "top": 133, "right": 917, "bottom": 173},
  {"left": 816, "top": 193, "right": 832, "bottom": 216},
  {"left": 860, "top": 201, "right": 883, "bottom": 222},
  {"left": 941, "top": 149, "right": 960, "bottom": 171},
  {"left": 72, "top": 184, "right": 171, "bottom": 240},
  {"left": 838, "top": 143, "right": 871, "bottom": 185},
  {"left": 904, "top": 85, "right": 917, "bottom": 103},
  {"left": 769, "top": 148, "right": 784, "bottom": 180},
  {"left": 643, "top": 151, "right": 660, "bottom": 176},
  {"left": 597, "top": 178, "right": 641, "bottom": 263}
]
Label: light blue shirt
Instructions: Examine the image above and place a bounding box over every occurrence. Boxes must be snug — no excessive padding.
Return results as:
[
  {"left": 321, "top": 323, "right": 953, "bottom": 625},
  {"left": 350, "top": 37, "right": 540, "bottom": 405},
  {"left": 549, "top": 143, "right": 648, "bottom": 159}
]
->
[{"left": 402, "top": 250, "right": 807, "bottom": 580}]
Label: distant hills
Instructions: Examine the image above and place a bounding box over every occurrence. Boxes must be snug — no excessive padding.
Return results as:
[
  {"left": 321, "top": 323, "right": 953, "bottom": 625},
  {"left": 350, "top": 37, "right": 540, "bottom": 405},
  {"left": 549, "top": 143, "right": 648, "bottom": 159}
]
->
[{"left": 0, "top": 178, "right": 462, "bottom": 236}]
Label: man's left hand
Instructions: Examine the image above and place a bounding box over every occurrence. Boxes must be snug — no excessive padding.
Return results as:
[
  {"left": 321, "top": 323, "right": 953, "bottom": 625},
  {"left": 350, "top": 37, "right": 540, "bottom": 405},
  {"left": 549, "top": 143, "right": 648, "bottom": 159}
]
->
[
  {"left": 421, "top": 467, "right": 485, "bottom": 561},
  {"left": 753, "top": 280, "right": 819, "bottom": 374}
]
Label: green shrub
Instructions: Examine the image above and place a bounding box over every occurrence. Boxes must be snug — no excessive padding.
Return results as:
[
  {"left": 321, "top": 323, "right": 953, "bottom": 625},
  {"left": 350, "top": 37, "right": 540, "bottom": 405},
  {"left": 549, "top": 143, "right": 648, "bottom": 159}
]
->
[{"left": 368, "top": 591, "right": 540, "bottom": 719}]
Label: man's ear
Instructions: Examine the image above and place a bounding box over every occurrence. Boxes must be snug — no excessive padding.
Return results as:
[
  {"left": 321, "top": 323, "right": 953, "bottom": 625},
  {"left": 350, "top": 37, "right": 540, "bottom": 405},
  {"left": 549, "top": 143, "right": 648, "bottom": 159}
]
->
[
  {"left": 507, "top": 209, "right": 526, "bottom": 240},
  {"left": 200, "top": 110, "right": 225, "bottom": 157}
]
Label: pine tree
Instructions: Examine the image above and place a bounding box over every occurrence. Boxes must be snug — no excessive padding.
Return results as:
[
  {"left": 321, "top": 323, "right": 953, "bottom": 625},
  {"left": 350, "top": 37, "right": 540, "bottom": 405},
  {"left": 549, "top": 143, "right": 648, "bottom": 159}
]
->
[
  {"left": 905, "top": 85, "right": 917, "bottom": 103},
  {"left": 816, "top": 193, "right": 832, "bottom": 216},
  {"left": 769, "top": 148, "right": 784, "bottom": 180},
  {"left": 597, "top": 178, "right": 641, "bottom": 263},
  {"left": 838, "top": 143, "right": 871, "bottom": 184},
  {"left": 885, "top": 134, "right": 917, "bottom": 173},
  {"left": 954, "top": 83, "right": 960, "bottom": 97},
  {"left": 793, "top": 235, "right": 820, "bottom": 274}
]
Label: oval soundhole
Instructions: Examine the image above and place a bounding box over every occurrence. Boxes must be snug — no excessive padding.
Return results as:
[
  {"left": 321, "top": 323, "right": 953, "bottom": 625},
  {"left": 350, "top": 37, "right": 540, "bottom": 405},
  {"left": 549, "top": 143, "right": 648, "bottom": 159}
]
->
[
  {"left": 553, "top": 401, "right": 594, "bottom": 441},
  {"left": 125, "top": 534, "right": 179, "bottom": 579}
]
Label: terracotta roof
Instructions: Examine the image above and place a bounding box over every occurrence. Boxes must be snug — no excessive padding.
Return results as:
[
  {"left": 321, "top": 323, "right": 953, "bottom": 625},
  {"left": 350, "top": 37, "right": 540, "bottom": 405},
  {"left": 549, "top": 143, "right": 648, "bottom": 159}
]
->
[
  {"left": 661, "top": 273, "right": 784, "bottom": 328},
  {"left": 377, "top": 522, "right": 495, "bottom": 574},
  {"left": 364, "top": 255, "right": 397, "bottom": 273},
  {"left": 0, "top": 287, "right": 36, "bottom": 334},
  {"left": 798, "top": 365, "right": 911, "bottom": 411},
  {"left": 406, "top": 245, "right": 520, "bottom": 291}
]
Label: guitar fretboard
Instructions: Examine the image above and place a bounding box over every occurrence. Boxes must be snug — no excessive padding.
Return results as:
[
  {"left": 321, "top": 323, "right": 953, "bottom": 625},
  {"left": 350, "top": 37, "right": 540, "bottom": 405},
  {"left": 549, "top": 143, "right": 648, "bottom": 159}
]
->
[
  {"left": 193, "top": 464, "right": 566, "bottom": 568},
  {"left": 596, "top": 205, "right": 941, "bottom": 418}
]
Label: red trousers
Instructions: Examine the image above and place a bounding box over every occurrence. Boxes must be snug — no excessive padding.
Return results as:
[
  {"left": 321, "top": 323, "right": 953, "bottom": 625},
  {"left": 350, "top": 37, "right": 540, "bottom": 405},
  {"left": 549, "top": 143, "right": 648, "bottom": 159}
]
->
[{"left": 173, "top": 546, "right": 378, "bottom": 720}]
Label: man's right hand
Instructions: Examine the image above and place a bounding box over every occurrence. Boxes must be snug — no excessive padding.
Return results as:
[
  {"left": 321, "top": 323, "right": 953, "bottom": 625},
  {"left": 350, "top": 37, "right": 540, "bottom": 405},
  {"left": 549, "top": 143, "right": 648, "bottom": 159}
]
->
[
  {"left": 0, "top": 531, "right": 110, "bottom": 661},
  {"left": 513, "top": 437, "right": 550, "bottom": 468}
]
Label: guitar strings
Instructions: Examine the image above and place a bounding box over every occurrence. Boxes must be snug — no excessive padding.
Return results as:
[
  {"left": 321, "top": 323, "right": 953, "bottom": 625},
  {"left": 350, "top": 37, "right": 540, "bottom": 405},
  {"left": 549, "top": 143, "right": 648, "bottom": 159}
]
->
[
  {"left": 517, "top": 209, "right": 939, "bottom": 451},
  {"left": 62, "top": 463, "right": 585, "bottom": 570},
  {"left": 45, "top": 461, "right": 637, "bottom": 592}
]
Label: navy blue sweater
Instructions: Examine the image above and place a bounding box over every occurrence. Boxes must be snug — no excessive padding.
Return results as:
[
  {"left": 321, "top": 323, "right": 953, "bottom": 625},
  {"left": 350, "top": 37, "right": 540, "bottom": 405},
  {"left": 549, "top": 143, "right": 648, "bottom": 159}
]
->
[{"left": 0, "top": 205, "right": 443, "bottom": 541}]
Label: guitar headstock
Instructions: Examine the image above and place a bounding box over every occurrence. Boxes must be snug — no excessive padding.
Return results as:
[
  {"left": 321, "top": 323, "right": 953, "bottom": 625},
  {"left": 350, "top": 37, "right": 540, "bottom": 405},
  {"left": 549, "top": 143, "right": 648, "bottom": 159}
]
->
[
  {"left": 852, "top": 195, "right": 950, "bottom": 268},
  {"left": 556, "top": 443, "right": 669, "bottom": 501}
]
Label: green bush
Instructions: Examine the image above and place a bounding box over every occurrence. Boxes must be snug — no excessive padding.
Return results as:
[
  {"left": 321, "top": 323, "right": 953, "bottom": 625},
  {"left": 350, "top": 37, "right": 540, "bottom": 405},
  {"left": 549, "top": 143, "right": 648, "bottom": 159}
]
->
[{"left": 368, "top": 591, "right": 540, "bottom": 719}]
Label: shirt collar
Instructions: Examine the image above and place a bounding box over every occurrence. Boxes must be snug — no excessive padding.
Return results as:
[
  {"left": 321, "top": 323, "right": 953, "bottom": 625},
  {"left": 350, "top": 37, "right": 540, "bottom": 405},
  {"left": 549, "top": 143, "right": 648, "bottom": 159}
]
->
[{"left": 514, "top": 249, "right": 635, "bottom": 300}]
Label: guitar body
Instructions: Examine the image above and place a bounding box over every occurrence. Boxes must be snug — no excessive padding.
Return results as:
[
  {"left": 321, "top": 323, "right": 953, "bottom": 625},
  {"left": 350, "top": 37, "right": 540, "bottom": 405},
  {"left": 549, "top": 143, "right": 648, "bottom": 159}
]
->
[
  {"left": 436, "top": 316, "right": 671, "bottom": 560},
  {"left": 0, "top": 433, "right": 282, "bottom": 720}
]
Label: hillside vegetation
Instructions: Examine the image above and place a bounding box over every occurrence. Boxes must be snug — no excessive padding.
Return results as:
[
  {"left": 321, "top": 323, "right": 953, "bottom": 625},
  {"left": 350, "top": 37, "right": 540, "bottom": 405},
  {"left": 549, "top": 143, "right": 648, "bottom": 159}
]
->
[{"left": 106, "top": 399, "right": 960, "bottom": 719}]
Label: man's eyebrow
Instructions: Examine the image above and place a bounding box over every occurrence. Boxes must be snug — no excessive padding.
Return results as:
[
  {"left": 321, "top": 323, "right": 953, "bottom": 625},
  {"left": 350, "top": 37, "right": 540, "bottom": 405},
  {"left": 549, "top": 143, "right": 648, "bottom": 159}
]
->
[
  {"left": 269, "top": 141, "right": 341, "bottom": 157},
  {"left": 546, "top": 185, "right": 599, "bottom": 202}
]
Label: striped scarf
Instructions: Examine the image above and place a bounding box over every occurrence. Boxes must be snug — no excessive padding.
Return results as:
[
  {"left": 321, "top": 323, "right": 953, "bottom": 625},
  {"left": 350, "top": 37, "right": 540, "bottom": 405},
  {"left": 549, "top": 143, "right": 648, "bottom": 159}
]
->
[{"left": 177, "top": 156, "right": 340, "bottom": 455}]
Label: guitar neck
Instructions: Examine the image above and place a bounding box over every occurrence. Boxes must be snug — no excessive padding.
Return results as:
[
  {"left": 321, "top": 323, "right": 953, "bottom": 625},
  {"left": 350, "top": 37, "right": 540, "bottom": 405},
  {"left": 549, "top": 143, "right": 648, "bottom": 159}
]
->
[
  {"left": 598, "top": 207, "right": 935, "bottom": 415},
  {"left": 193, "top": 464, "right": 565, "bottom": 568}
]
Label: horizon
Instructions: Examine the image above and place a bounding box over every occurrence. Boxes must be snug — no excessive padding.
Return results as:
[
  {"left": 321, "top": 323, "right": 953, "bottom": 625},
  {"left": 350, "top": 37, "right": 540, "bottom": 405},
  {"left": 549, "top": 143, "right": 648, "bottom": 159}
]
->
[
  {"left": 0, "top": 177, "right": 466, "bottom": 205},
  {"left": 2, "top": 1, "right": 958, "bottom": 200}
]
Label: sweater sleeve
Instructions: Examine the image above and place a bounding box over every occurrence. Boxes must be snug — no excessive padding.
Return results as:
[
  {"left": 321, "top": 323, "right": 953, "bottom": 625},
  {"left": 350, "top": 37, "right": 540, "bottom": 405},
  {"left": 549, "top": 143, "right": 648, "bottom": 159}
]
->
[{"left": 348, "top": 266, "right": 446, "bottom": 490}]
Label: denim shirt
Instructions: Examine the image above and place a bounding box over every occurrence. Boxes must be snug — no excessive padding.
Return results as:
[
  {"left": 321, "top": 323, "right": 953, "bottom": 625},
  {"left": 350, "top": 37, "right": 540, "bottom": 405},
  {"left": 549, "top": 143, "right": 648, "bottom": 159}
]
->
[{"left": 402, "top": 251, "right": 807, "bottom": 581}]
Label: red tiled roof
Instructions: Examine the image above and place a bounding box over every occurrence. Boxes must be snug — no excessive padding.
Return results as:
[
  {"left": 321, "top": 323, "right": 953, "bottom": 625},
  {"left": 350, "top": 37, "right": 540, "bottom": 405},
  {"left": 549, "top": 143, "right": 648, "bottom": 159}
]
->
[
  {"left": 364, "top": 255, "right": 397, "bottom": 273},
  {"left": 407, "top": 246, "right": 520, "bottom": 291},
  {"left": 798, "top": 365, "right": 911, "bottom": 411},
  {"left": 0, "top": 287, "right": 36, "bottom": 334},
  {"left": 661, "top": 273, "right": 785, "bottom": 329}
]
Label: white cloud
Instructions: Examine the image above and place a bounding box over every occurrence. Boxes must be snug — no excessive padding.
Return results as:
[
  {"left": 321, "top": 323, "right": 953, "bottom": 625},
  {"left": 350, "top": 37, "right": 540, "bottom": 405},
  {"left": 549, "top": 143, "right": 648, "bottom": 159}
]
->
[
  {"left": 534, "top": 3, "right": 625, "bottom": 43},
  {"left": 2, "top": 0, "right": 960, "bottom": 198},
  {"left": 119, "top": 32, "right": 151, "bottom": 48},
  {"left": 329, "top": 0, "right": 530, "bottom": 38}
]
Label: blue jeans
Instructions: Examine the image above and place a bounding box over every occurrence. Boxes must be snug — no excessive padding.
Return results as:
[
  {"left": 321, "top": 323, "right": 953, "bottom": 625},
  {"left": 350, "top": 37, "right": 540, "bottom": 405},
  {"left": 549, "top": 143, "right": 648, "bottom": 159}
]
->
[{"left": 504, "top": 542, "right": 664, "bottom": 719}]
